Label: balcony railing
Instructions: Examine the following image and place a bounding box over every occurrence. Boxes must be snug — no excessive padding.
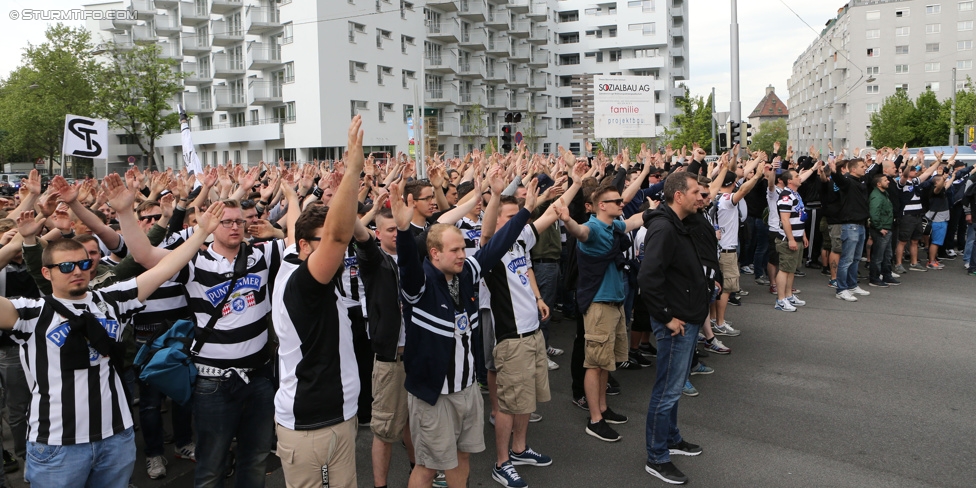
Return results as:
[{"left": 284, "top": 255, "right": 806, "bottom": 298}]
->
[
  {"left": 249, "top": 80, "right": 283, "bottom": 103},
  {"left": 213, "top": 53, "right": 245, "bottom": 76},
  {"left": 183, "top": 91, "right": 213, "bottom": 113},
  {"left": 212, "top": 19, "right": 245, "bottom": 46},
  {"left": 248, "top": 43, "right": 282, "bottom": 68},
  {"left": 246, "top": 6, "right": 281, "bottom": 34},
  {"left": 214, "top": 86, "right": 246, "bottom": 109},
  {"left": 183, "top": 62, "right": 212, "bottom": 84}
]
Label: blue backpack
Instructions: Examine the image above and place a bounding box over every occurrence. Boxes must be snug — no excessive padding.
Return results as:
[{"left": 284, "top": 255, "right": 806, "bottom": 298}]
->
[{"left": 133, "top": 319, "right": 197, "bottom": 406}]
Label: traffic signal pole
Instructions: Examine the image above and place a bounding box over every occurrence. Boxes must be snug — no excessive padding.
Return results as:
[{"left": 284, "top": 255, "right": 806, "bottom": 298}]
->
[{"left": 730, "top": 0, "right": 742, "bottom": 128}]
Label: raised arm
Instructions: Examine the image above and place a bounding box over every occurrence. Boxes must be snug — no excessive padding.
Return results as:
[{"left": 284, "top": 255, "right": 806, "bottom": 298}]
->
[
  {"left": 136, "top": 202, "right": 222, "bottom": 302},
  {"left": 437, "top": 179, "right": 481, "bottom": 225},
  {"left": 391, "top": 183, "right": 426, "bottom": 302},
  {"left": 105, "top": 174, "right": 170, "bottom": 269},
  {"left": 50, "top": 176, "right": 123, "bottom": 251}
]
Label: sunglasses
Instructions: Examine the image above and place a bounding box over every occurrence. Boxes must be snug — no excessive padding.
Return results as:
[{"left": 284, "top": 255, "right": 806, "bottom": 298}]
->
[
  {"left": 600, "top": 198, "right": 624, "bottom": 205},
  {"left": 45, "top": 259, "right": 94, "bottom": 274},
  {"left": 139, "top": 214, "right": 162, "bottom": 222}
]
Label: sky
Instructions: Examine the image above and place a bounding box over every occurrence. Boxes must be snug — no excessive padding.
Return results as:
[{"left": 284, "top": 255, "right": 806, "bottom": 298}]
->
[{"left": 0, "top": 0, "right": 846, "bottom": 121}]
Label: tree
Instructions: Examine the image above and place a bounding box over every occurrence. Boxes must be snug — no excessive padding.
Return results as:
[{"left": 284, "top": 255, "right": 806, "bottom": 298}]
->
[
  {"left": 0, "top": 24, "right": 100, "bottom": 176},
  {"left": 663, "top": 85, "right": 713, "bottom": 149},
  {"left": 461, "top": 103, "right": 487, "bottom": 152},
  {"left": 914, "top": 89, "right": 947, "bottom": 146},
  {"left": 94, "top": 42, "right": 184, "bottom": 171},
  {"left": 869, "top": 90, "right": 916, "bottom": 148},
  {"left": 751, "top": 119, "right": 789, "bottom": 157},
  {"left": 942, "top": 76, "right": 976, "bottom": 144}
]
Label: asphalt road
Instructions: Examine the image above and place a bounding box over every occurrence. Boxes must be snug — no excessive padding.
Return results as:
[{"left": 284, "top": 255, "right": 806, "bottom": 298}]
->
[{"left": 5, "top": 260, "right": 975, "bottom": 487}]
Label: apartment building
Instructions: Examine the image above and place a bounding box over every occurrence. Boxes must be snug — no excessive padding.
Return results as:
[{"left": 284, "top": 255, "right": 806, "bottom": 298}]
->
[
  {"left": 788, "top": 0, "right": 976, "bottom": 151},
  {"left": 83, "top": 0, "right": 689, "bottom": 167},
  {"left": 547, "top": 0, "right": 689, "bottom": 154}
]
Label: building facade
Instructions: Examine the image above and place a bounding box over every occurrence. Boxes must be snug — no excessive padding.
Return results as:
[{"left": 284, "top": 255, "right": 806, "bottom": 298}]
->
[
  {"left": 748, "top": 85, "right": 788, "bottom": 130},
  {"left": 788, "top": 0, "right": 976, "bottom": 152},
  {"left": 85, "top": 0, "right": 686, "bottom": 168}
]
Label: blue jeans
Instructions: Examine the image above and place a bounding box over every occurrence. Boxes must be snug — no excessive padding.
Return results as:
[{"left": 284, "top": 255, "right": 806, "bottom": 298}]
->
[
  {"left": 750, "top": 217, "right": 770, "bottom": 279},
  {"left": 645, "top": 320, "right": 701, "bottom": 465},
  {"left": 0, "top": 344, "right": 30, "bottom": 459},
  {"left": 25, "top": 427, "right": 136, "bottom": 488},
  {"left": 869, "top": 229, "right": 893, "bottom": 281},
  {"left": 533, "top": 261, "right": 560, "bottom": 347},
  {"left": 965, "top": 223, "right": 976, "bottom": 268},
  {"left": 193, "top": 373, "right": 275, "bottom": 488},
  {"left": 139, "top": 379, "right": 193, "bottom": 456},
  {"left": 837, "top": 224, "right": 865, "bottom": 292}
]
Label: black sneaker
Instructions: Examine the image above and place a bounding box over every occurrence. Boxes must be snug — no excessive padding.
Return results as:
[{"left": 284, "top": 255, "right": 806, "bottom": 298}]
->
[
  {"left": 607, "top": 374, "right": 620, "bottom": 388},
  {"left": 668, "top": 440, "right": 703, "bottom": 456},
  {"left": 868, "top": 280, "right": 889, "bottom": 288},
  {"left": 616, "top": 359, "right": 643, "bottom": 370},
  {"left": 794, "top": 270, "right": 806, "bottom": 277},
  {"left": 727, "top": 294, "right": 741, "bottom": 306},
  {"left": 572, "top": 395, "right": 589, "bottom": 411},
  {"left": 585, "top": 419, "right": 620, "bottom": 442},
  {"left": 821, "top": 265, "right": 830, "bottom": 275},
  {"left": 639, "top": 342, "right": 657, "bottom": 358},
  {"left": 645, "top": 461, "right": 688, "bottom": 485},
  {"left": 601, "top": 407, "right": 628, "bottom": 424},
  {"left": 605, "top": 383, "right": 621, "bottom": 396},
  {"left": 629, "top": 350, "right": 653, "bottom": 367},
  {"left": 884, "top": 277, "right": 901, "bottom": 285},
  {"left": 2, "top": 450, "right": 17, "bottom": 473}
]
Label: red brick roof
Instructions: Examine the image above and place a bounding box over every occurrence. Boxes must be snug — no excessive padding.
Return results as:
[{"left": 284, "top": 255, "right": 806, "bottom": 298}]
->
[{"left": 749, "top": 91, "right": 789, "bottom": 119}]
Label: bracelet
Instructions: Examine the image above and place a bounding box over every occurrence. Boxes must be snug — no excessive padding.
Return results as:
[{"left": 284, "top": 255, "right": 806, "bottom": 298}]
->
[
  {"left": 179, "top": 198, "right": 188, "bottom": 202},
  {"left": 259, "top": 200, "right": 270, "bottom": 206},
  {"left": 61, "top": 230, "right": 75, "bottom": 238},
  {"left": 535, "top": 296, "right": 543, "bottom": 301}
]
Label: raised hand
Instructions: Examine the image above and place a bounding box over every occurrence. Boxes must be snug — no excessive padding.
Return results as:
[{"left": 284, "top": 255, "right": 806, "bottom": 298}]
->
[
  {"left": 50, "top": 204, "right": 73, "bottom": 232},
  {"left": 247, "top": 220, "right": 278, "bottom": 239},
  {"left": 160, "top": 193, "right": 176, "bottom": 220},
  {"left": 196, "top": 201, "right": 226, "bottom": 235},
  {"left": 389, "top": 182, "right": 414, "bottom": 231},
  {"left": 37, "top": 190, "right": 61, "bottom": 217},
  {"left": 25, "top": 170, "right": 42, "bottom": 196},
  {"left": 104, "top": 174, "right": 135, "bottom": 212},
  {"left": 50, "top": 176, "right": 79, "bottom": 203},
  {"left": 16, "top": 210, "right": 46, "bottom": 238}
]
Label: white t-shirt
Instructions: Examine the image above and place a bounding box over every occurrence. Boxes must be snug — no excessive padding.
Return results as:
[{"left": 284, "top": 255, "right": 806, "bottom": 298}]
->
[
  {"left": 767, "top": 187, "right": 783, "bottom": 233},
  {"left": 716, "top": 193, "right": 746, "bottom": 250}
]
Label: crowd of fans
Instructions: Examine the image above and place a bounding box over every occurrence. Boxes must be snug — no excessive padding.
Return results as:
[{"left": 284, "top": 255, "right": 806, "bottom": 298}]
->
[{"left": 0, "top": 115, "right": 969, "bottom": 488}]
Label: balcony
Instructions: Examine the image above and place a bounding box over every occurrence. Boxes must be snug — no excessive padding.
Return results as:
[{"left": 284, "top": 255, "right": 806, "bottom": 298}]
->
[
  {"left": 211, "top": 0, "right": 242, "bottom": 14},
  {"left": 461, "top": 122, "right": 487, "bottom": 137},
  {"left": 434, "top": 118, "right": 461, "bottom": 137},
  {"left": 426, "top": 0, "right": 458, "bottom": 11},
  {"left": 182, "top": 35, "right": 211, "bottom": 54},
  {"left": 113, "top": 33, "right": 135, "bottom": 50},
  {"left": 248, "top": 43, "right": 283, "bottom": 69},
  {"left": 532, "top": 124, "right": 547, "bottom": 138},
  {"left": 425, "top": 54, "right": 458, "bottom": 73},
  {"left": 508, "top": 69, "right": 529, "bottom": 87},
  {"left": 458, "top": 61, "right": 485, "bottom": 79},
  {"left": 458, "top": 0, "right": 487, "bottom": 21},
  {"left": 157, "top": 42, "right": 182, "bottom": 60},
  {"left": 155, "top": 0, "right": 178, "bottom": 7},
  {"left": 427, "top": 21, "right": 459, "bottom": 42},
  {"left": 526, "top": 1, "right": 547, "bottom": 20},
  {"left": 670, "top": 46, "right": 685, "bottom": 59},
  {"left": 183, "top": 91, "right": 213, "bottom": 113},
  {"left": 527, "top": 72, "right": 545, "bottom": 91},
  {"left": 155, "top": 14, "right": 181, "bottom": 35},
  {"left": 528, "top": 24, "right": 547, "bottom": 44},
  {"left": 485, "top": 10, "right": 509, "bottom": 29},
  {"left": 180, "top": 2, "right": 209, "bottom": 25},
  {"left": 509, "top": 44, "right": 530, "bottom": 62},
  {"left": 485, "top": 94, "right": 505, "bottom": 109},
  {"left": 460, "top": 28, "right": 487, "bottom": 49},
  {"left": 510, "top": 95, "right": 529, "bottom": 111},
  {"left": 486, "top": 37, "right": 509, "bottom": 55},
  {"left": 246, "top": 6, "right": 281, "bottom": 34},
  {"left": 183, "top": 62, "right": 212, "bottom": 85},
  {"left": 132, "top": 24, "right": 156, "bottom": 44},
  {"left": 528, "top": 47, "right": 547, "bottom": 67},
  {"left": 671, "top": 7, "right": 683, "bottom": 18},
  {"left": 508, "top": 0, "right": 529, "bottom": 13},
  {"left": 510, "top": 20, "right": 530, "bottom": 38},
  {"left": 249, "top": 80, "right": 282, "bottom": 104},
  {"left": 458, "top": 90, "right": 484, "bottom": 106},
  {"left": 528, "top": 95, "right": 547, "bottom": 113},
  {"left": 485, "top": 63, "right": 508, "bottom": 83},
  {"left": 426, "top": 83, "right": 459, "bottom": 105},
  {"left": 213, "top": 53, "right": 245, "bottom": 77},
  {"left": 129, "top": 0, "right": 155, "bottom": 20},
  {"left": 214, "top": 86, "right": 246, "bottom": 110},
  {"left": 212, "top": 19, "right": 244, "bottom": 46}
]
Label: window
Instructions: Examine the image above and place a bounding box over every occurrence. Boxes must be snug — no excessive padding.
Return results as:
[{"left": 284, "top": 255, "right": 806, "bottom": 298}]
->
[
  {"left": 402, "top": 35, "right": 414, "bottom": 53},
  {"left": 377, "top": 65, "right": 392, "bottom": 85},
  {"left": 961, "top": 1, "right": 975, "bottom": 11},
  {"left": 609, "top": 50, "right": 622, "bottom": 61},
  {"left": 867, "top": 85, "right": 879, "bottom": 93},
  {"left": 926, "top": 81, "right": 941, "bottom": 91},
  {"left": 866, "top": 66, "right": 880, "bottom": 75},
  {"left": 596, "top": 52, "right": 604, "bottom": 62},
  {"left": 896, "top": 8, "right": 910, "bottom": 17},
  {"left": 895, "top": 45, "right": 909, "bottom": 54},
  {"left": 350, "top": 100, "right": 368, "bottom": 118},
  {"left": 558, "top": 10, "right": 579, "bottom": 22},
  {"left": 284, "top": 62, "right": 294, "bottom": 82},
  {"left": 628, "top": 22, "right": 656, "bottom": 35},
  {"left": 960, "top": 40, "right": 974, "bottom": 50},
  {"left": 925, "top": 62, "right": 941, "bottom": 72},
  {"left": 559, "top": 53, "right": 580, "bottom": 65},
  {"left": 895, "top": 64, "right": 909, "bottom": 73},
  {"left": 866, "top": 29, "right": 881, "bottom": 39},
  {"left": 926, "top": 42, "right": 940, "bottom": 52},
  {"left": 608, "top": 27, "right": 617, "bottom": 37},
  {"left": 959, "top": 20, "right": 974, "bottom": 30},
  {"left": 895, "top": 83, "right": 909, "bottom": 92},
  {"left": 403, "top": 104, "right": 412, "bottom": 123},
  {"left": 379, "top": 103, "right": 393, "bottom": 122},
  {"left": 401, "top": 69, "right": 415, "bottom": 88},
  {"left": 867, "top": 48, "right": 880, "bottom": 57},
  {"left": 896, "top": 26, "right": 910, "bottom": 35},
  {"left": 866, "top": 10, "right": 881, "bottom": 20},
  {"left": 349, "top": 61, "right": 366, "bottom": 81},
  {"left": 926, "top": 23, "right": 941, "bottom": 33},
  {"left": 376, "top": 29, "right": 392, "bottom": 48},
  {"left": 283, "top": 22, "right": 293, "bottom": 44},
  {"left": 927, "top": 4, "right": 942, "bottom": 13},
  {"left": 958, "top": 59, "right": 974, "bottom": 70},
  {"left": 634, "top": 48, "right": 659, "bottom": 57},
  {"left": 400, "top": 0, "right": 414, "bottom": 19}
]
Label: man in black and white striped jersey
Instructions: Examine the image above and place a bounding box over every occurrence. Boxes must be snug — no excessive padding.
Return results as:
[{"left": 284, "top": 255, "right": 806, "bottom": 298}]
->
[
  {"left": 270, "top": 115, "right": 365, "bottom": 488},
  {"left": 0, "top": 202, "right": 224, "bottom": 488}
]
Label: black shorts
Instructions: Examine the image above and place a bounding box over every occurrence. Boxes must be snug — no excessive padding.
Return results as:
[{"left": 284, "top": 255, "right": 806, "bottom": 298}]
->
[
  {"left": 631, "top": 289, "right": 653, "bottom": 332},
  {"left": 899, "top": 214, "right": 924, "bottom": 242},
  {"left": 767, "top": 232, "right": 780, "bottom": 266}
]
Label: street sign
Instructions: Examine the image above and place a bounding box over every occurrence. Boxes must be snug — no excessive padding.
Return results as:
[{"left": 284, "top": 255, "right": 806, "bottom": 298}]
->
[
  {"left": 966, "top": 125, "right": 976, "bottom": 145},
  {"left": 127, "top": 156, "right": 136, "bottom": 164},
  {"left": 35, "top": 158, "right": 44, "bottom": 167},
  {"left": 515, "top": 131, "right": 523, "bottom": 145}
]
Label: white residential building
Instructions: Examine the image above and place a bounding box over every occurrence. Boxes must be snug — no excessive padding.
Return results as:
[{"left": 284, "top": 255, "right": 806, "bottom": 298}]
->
[
  {"left": 84, "top": 0, "right": 686, "bottom": 168},
  {"left": 788, "top": 0, "right": 976, "bottom": 151}
]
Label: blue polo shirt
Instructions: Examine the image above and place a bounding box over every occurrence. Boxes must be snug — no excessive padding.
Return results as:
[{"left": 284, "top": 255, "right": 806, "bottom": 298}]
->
[{"left": 578, "top": 215, "right": 627, "bottom": 303}]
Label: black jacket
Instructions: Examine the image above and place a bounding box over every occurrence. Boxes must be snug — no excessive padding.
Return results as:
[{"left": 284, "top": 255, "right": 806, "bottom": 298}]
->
[
  {"left": 834, "top": 172, "right": 870, "bottom": 224},
  {"left": 357, "top": 236, "right": 403, "bottom": 358},
  {"left": 638, "top": 204, "right": 710, "bottom": 326}
]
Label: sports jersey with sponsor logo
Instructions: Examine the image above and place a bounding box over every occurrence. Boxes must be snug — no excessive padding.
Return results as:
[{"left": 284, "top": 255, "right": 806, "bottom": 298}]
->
[
  {"left": 484, "top": 225, "right": 539, "bottom": 338},
  {"left": 777, "top": 188, "right": 806, "bottom": 239},
  {"left": 9, "top": 279, "right": 143, "bottom": 445}
]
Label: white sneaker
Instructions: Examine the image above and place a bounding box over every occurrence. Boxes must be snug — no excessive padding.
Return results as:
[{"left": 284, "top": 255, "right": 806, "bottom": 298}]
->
[
  {"left": 774, "top": 299, "right": 797, "bottom": 312},
  {"left": 146, "top": 455, "right": 168, "bottom": 479},
  {"left": 787, "top": 295, "right": 806, "bottom": 307},
  {"left": 851, "top": 286, "right": 871, "bottom": 296},
  {"left": 546, "top": 346, "right": 564, "bottom": 356},
  {"left": 836, "top": 290, "right": 858, "bottom": 302},
  {"left": 890, "top": 271, "right": 901, "bottom": 278},
  {"left": 547, "top": 358, "right": 560, "bottom": 371}
]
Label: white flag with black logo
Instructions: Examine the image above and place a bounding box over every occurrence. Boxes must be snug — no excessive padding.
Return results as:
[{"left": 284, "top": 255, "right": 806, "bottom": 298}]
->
[{"left": 62, "top": 115, "right": 109, "bottom": 159}]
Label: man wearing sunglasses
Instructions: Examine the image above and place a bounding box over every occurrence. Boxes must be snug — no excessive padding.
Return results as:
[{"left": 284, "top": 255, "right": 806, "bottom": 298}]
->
[{"left": 0, "top": 202, "right": 224, "bottom": 488}]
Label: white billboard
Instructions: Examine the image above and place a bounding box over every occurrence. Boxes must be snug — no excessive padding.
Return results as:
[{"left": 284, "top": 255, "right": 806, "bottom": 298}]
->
[{"left": 594, "top": 76, "right": 656, "bottom": 139}]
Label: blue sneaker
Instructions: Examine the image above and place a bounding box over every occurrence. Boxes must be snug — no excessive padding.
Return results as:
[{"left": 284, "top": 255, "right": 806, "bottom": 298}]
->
[
  {"left": 682, "top": 380, "right": 699, "bottom": 397},
  {"left": 492, "top": 460, "right": 527, "bottom": 488},
  {"left": 690, "top": 363, "right": 714, "bottom": 375},
  {"left": 827, "top": 279, "right": 838, "bottom": 288},
  {"left": 509, "top": 446, "right": 552, "bottom": 466},
  {"left": 433, "top": 471, "right": 448, "bottom": 487}
]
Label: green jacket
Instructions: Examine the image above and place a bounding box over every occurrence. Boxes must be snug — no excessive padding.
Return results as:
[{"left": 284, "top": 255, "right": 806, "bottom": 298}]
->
[{"left": 869, "top": 188, "right": 893, "bottom": 231}]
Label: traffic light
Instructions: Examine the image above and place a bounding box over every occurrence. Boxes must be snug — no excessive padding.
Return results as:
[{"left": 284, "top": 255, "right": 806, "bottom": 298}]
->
[
  {"left": 501, "top": 125, "right": 513, "bottom": 152},
  {"left": 505, "top": 112, "right": 522, "bottom": 123},
  {"left": 744, "top": 122, "right": 753, "bottom": 146},
  {"left": 730, "top": 121, "right": 741, "bottom": 146},
  {"left": 718, "top": 132, "right": 728, "bottom": 152}
]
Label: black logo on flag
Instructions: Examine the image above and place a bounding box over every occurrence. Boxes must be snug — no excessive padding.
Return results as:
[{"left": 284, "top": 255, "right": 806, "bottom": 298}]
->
[{"left": 67, "top": 118, "right": 103, "bottom": 158}]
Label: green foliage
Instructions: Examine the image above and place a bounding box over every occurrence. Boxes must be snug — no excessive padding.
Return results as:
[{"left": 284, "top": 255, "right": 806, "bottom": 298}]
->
[
  {"left": 869, "top": 90, "right": 917, "bottom": 148},
  {"left": 93, "top": 42, "right": 184, "bottom": 170},
  {"left": 914, "top": 89, "right": 948, "bottom": 146},
  {"left": 942, "top": 76, "right": 976, "bottom": 142},
  {"left": 663, "top": 85, "right": 713, "bottom": 149},
  {"left": 870, "top": 81, "right": 976, "bottom": 148},
  {"left": 0, "top": 24, "right": 100, "bottom": 175},
  {"left": 750, "top": 119, "right": 789, "bottom": 157}
]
